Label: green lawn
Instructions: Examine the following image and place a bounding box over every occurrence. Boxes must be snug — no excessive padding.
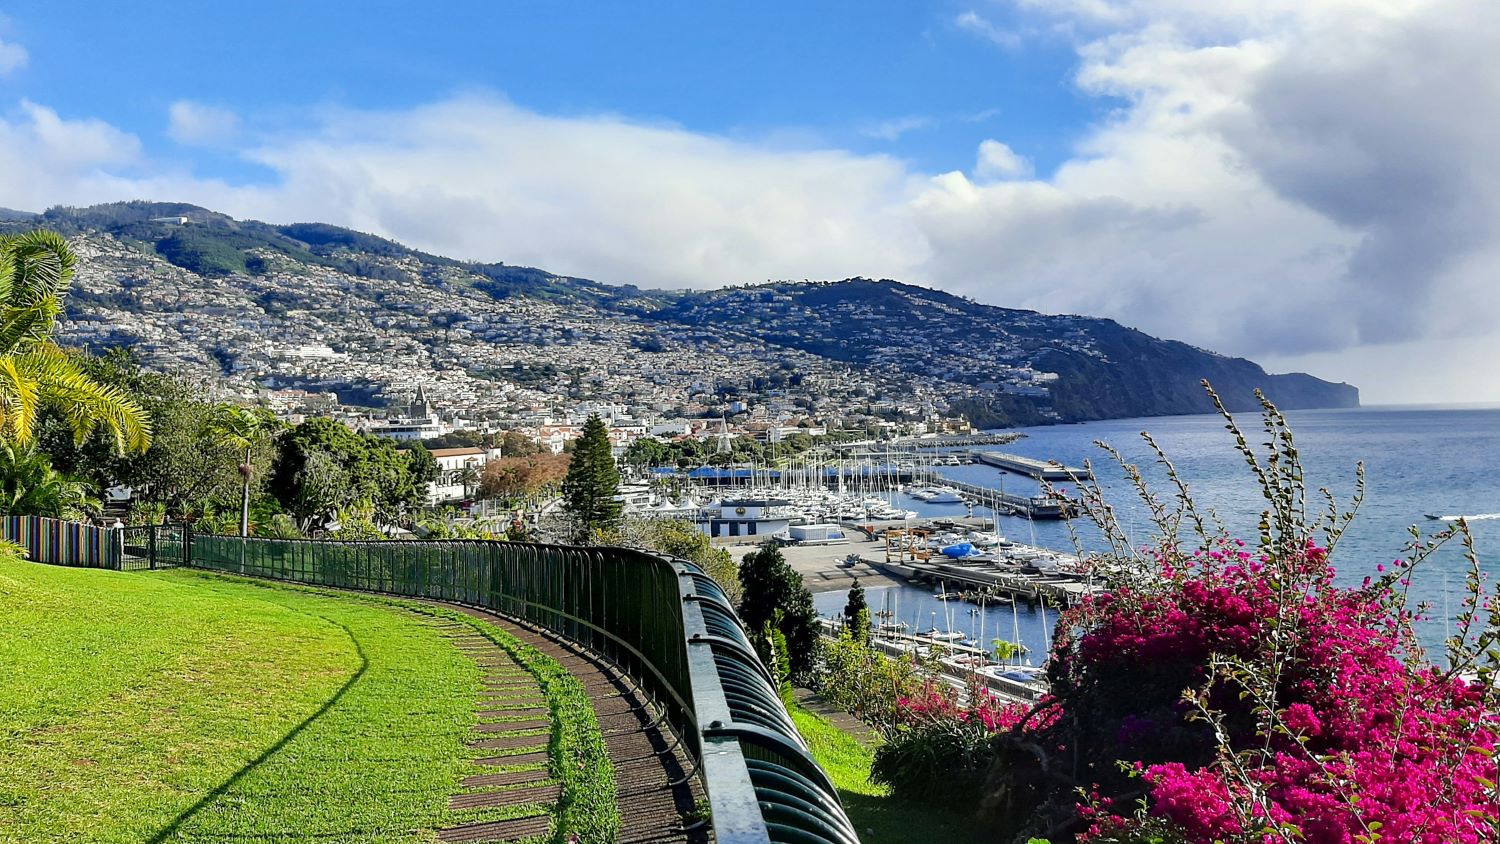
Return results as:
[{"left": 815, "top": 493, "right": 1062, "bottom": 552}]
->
[
  {"left": 0, "top": 555, "right": 561, "bottom": 843},
  {"left": 790, "top": 704, "right": 989, "bottom": 844}
]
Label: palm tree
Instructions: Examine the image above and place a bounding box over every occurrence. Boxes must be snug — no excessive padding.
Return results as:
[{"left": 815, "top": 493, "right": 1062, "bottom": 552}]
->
[
  {"left": 457, "top": 464, "right": 481, "bottom": 499},
  {"left": 209, "top": 404, "right": 276, "bottom": 537},
  {"left": 0, "top": 440, "right": 98, "bottom": 520},
  {"left": 0, "top": 231, "right": 150, "bottom": 452}
]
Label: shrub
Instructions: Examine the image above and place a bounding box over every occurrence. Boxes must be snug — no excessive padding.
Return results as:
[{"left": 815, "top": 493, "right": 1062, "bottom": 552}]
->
[
  {"left": 873, "top": 675, "right": 1031, "bottom": 807},
  {"left": 739, "top": 543, "right": 821, "bottom": 682}
]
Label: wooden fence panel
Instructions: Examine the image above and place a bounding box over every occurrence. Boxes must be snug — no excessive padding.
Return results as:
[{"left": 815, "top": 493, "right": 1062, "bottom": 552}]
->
[{"left": 0, "top": 515, "right": 118, "bottom": 569}]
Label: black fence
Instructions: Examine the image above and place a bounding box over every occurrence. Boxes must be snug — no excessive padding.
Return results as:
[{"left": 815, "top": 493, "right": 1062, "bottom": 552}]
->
[
  {"left": 189, "top": 535, "right": 858, "bottom": 844},
  {"left": 119, "top": 523, "right": 191, "bottom": 571}
]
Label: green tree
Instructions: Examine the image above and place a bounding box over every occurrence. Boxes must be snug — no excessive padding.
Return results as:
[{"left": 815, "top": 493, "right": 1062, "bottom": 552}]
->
[
  {"left": 405, "top": 443, "right": 441, "bottom": 501},
  {"left": 560, "top": 415, "right": 621, "bottom": 543},
  {"left": 209, "top": 404, "right": 278, "bottom": 536},
  {"left": 0, "top": 440, "right": 97, "bottom": 519},
  {"left": 328, "top": 501, "right": 388, "bottom": 540},
  {"left": 255, "top": 512, "right": 303, "bottom": 539},
  {"left": 0, "top": 231, "right": 150, "bottom": 452},
  {"left": 499, "top": 430, "right": 541, "bottom": 457},
  {"left": 270, "top": 418, "right": 425, "bottom": 529},
  {"left": 760, "top": 613, "right": 794, "bottom": 704},
  {"left": 624, "top": 437, "right": 669, "bottom": 469},
  {"left": 615, "top": 516, "right": 742, "bottom": 604},
  {"left": 842, "top": 578, "right": 871, "bottom": 644},
  {"left": 738, "top": 543, "right": 821, "bottom": 681}
]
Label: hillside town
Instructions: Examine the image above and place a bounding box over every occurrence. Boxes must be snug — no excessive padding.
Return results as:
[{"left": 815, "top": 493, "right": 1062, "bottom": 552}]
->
[{"left": 58, "top": 230, "right": 1056, "bottom": 460}]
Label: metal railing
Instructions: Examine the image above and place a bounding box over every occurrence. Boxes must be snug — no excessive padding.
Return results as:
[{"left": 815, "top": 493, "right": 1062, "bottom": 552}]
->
[{"left": 188, "top": 535, "right": 859, "bottom": 844}]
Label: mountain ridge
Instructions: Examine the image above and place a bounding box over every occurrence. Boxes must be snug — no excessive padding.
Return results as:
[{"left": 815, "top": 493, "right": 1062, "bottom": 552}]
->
[{"left": 9, "top": 201, "right": 1358, "bottom": 426}]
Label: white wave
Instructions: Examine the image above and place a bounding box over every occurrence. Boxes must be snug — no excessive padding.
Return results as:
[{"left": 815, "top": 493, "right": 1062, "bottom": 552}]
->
[{"left": 1431, "top": 513, "right": 1500, "bottom": 522}]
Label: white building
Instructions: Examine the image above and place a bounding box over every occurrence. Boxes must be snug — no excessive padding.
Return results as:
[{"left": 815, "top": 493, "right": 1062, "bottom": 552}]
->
[
  {"left": 367, "top": 385, "right": 451, "bottom": 442},
  {"left": 421, "top": 446, "right": 500, "bottom": 504}
]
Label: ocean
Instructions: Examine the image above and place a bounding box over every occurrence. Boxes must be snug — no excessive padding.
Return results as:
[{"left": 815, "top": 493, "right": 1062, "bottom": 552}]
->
[{"left": 812, "top": 405, "right": 1500, "bottom": 661}]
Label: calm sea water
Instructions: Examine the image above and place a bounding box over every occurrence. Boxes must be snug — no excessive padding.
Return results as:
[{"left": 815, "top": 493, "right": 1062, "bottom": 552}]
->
[{"left": 813, "top": 406, "right": 1500, "bottom": 660}]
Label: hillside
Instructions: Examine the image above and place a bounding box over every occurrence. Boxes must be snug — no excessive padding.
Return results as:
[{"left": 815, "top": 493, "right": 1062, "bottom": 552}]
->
[{"left": 9, "top": 202, "right": 1357, "bottom": 426}]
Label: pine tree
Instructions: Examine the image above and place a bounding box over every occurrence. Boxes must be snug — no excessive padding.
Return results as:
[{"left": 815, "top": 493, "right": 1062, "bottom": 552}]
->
[
  {"left": 738, "top": 542, "right": 821, "bottom": 681},
  {"left": 842, "top": 577, "right": 871, "bottom": 644},
  {"left": 560, "top": 414, "right": 621, "bottom": 543}
]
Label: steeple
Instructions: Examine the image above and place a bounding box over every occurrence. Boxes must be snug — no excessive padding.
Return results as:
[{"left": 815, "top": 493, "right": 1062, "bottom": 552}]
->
[
  {"left": 716, "top": 414, "right": 732, "bottom": 454},
  {"left": 410, "top": 385, "right": 434, "bottom": 419}
]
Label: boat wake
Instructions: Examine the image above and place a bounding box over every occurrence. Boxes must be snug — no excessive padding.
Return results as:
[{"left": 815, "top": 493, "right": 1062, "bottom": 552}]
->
[{"left": 1426, "top": 513, "right": 1500, "bottom": 522}]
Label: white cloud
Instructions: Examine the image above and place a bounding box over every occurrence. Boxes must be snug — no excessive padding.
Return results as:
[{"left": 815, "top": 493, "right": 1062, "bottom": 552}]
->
[
  {"left": 216, "top": 96, "right": 928, "bottom": 289},
  {"left": 973, "top": 140, "right": 1032, "bottom": 180},
  {"left": 0, "top": 37, "right": 24, "bottom": 75},
  {"left": 167, "top": 101, "right": 239, "bottom": 145},
  {"left": 859, "top": 115, "right": 935, "bottom": 141},
  {"left": 955, "top": 10, "right": 1023, "bottom": 49}
]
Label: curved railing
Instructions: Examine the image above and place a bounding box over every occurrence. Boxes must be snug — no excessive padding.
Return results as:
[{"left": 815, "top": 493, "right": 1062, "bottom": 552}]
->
[{"left": 189, "top": 535, "right": 859, "bottom": 844}]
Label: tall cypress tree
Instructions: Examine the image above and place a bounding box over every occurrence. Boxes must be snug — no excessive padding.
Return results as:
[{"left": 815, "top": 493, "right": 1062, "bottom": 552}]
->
[
  {"left": 842, "top": 577, "right": 871, "bottom": 643},
  {"left": 560, "top": 415, "right": 621, "bottom": 543}
]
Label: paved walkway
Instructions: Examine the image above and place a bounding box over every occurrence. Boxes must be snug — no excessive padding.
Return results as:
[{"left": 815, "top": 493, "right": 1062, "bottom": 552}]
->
[
  {"left": 432, "top": 605, "right": 709, "bottom": 844},
  {"left": 794, "top": 687, "right": 879, "bottom": 748}
]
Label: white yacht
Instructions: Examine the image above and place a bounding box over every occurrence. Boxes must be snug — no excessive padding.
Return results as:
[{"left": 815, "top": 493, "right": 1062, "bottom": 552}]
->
[{"left": 924, "top": 486, "right": 966, "bottom": 504}]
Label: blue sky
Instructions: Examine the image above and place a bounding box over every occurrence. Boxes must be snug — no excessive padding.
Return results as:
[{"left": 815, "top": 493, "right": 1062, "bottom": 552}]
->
[
  {"left": 1, "top": 1, "right": 1498, "bottom": 404},
  {"left": 3, "top": 1, "right": 1100, "bottom": 183}
]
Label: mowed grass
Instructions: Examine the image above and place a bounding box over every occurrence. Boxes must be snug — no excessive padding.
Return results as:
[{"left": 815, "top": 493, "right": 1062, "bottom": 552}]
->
[
  {"left": 790, "top": 704, "right": 988, "bottom": 844},
  {"left": 0, "top": 555, "right": 482, "bottom": 844}
]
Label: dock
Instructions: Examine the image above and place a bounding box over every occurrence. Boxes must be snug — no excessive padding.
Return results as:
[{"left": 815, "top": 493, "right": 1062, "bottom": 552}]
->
[
  {"left": 970, "top": 451, "right": 1092, "bottom": 481},
  {"left": 910, "top": 470, "right": 1075, "bottom": 519},
  {"left": 873, "top": 555, "right": 1092, "bottom": 608}
]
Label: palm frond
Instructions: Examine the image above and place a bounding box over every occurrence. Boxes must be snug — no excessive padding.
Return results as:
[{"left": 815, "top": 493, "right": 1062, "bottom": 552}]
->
[
  {"left": 0, "top": 230, "right": 75, "bottom": 312},
  {"left": 19, "top": 344, "right": 152, "bottom": 453},
  {"left": 0, "top": 355, "right": 40, "bottom": 446},
  {"left": 209, "top": 403, "right": 260, "bottom": 451},
  {"left": 0, "top": 302, "right": 62, "bottom": 360}
]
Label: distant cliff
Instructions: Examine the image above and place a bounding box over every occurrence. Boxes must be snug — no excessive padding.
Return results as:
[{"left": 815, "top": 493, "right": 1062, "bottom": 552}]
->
[{"left": 649, "top": 278, "right": 1358, "bottom": 424}]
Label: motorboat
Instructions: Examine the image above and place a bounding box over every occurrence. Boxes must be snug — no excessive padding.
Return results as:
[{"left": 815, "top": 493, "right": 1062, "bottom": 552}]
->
[
  {"left": 966, "top": 531, "right": 1007, "bottom": 548},
  {"left": 920, "top": 627, "right": 966, "bottom": 643},
  {"left": 978, "top": 664, "right": 1046, "bottom": 684},
  {"left": 940, "top": 652, "right": 990, "bottom": 673},
  {"left": 924, "top": 486, "right": 966, "bottom": 504}
]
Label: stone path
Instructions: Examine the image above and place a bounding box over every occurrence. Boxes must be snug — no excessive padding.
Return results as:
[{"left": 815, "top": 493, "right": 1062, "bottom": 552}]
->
[{"left": 429, "top": 606, "right": 710, "bottom": 843}]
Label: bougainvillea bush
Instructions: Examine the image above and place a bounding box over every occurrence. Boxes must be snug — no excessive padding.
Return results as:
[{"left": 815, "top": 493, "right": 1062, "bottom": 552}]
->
[{"left": 983, "top": 386, "right": 1500, "bottom": 844}]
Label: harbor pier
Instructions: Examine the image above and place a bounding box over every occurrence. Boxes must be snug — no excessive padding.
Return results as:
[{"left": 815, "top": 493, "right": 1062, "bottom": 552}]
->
[
  {"left": 969, "top": 451, "right": 1092, "bottom": 481},
  {"left": 909, "top": 470, "right": 1076, "bottom": 520}
]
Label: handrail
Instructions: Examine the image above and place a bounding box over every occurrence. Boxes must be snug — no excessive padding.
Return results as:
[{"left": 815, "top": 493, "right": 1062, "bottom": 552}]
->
[{"left": 186, "top": 534, "right": 858, "bottom": 843}]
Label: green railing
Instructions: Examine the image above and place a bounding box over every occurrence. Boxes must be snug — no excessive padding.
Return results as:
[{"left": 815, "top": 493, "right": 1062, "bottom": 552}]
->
[{"left": 189, "top": 535, "right": 859, "bottom": 844}]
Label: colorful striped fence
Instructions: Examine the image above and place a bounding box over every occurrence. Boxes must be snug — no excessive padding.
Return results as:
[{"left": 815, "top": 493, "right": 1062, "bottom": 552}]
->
[{"left": 0, "top": 515, "right": 119, "bottom": 569}]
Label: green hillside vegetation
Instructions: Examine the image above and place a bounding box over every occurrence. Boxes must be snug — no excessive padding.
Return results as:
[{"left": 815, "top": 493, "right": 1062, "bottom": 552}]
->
[
  {"left": 790, "top": 704, "right": 986, "bottom": 844},
  {"left": 0, "top": 552, "right": 584, "bottom": 843},
  {"left": 19, "top": 201, "right": 644, "bottom": 302}
]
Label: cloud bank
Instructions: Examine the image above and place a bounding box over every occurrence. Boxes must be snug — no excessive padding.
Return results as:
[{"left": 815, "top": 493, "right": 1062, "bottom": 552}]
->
[{"left": 2, "top": 1, "right": 1498, "bottom": 402}]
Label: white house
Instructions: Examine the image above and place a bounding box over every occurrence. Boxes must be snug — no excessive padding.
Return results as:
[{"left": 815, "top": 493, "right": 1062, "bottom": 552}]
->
[{"left": 421, "top": 446, "right": 500, "bottom": 504}]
